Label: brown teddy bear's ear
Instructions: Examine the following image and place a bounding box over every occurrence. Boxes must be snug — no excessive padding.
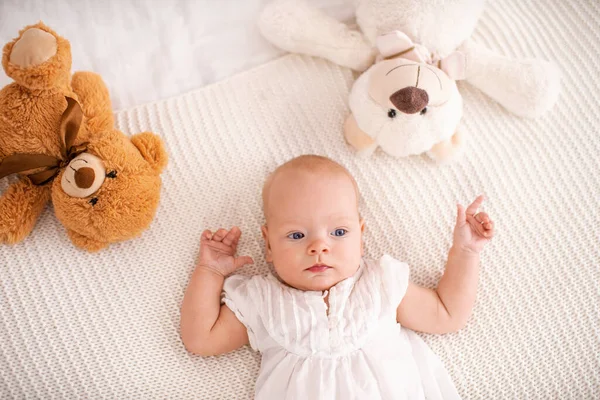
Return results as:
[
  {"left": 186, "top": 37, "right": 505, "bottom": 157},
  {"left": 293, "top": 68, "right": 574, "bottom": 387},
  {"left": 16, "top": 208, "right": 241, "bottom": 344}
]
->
[{"left": 130, "top": 132, "right": 168, "bottom": 174}]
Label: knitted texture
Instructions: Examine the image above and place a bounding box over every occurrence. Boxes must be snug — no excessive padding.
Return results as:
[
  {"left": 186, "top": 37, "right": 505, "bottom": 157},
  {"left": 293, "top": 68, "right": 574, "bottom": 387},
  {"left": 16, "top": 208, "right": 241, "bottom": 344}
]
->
[{"left": 1, "top": 0, "right": 599, "bottom": 398}]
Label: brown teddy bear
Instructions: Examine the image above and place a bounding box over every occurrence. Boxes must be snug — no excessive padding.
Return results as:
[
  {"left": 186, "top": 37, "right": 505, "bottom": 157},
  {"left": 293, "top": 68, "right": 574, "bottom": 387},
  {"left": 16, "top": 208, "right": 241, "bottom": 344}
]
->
[{"left": 0, "top": 22, "right": 168, "bottom": 252}]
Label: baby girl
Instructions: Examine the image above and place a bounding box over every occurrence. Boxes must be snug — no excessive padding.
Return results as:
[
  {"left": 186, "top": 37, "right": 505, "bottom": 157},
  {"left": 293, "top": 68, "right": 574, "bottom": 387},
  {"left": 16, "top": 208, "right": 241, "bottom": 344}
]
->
[{"left": 181, "top": 155, "right": 495, "bottom": 399}]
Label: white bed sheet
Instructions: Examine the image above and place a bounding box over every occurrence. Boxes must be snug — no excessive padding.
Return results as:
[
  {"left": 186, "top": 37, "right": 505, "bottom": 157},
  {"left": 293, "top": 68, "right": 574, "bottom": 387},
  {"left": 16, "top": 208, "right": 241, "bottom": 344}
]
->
[
  {"left": 0, "top": 0, "right": 354, "bottom": 111},
  {"left": 1, "top": 1, "right": 599, "bottom": 399}
]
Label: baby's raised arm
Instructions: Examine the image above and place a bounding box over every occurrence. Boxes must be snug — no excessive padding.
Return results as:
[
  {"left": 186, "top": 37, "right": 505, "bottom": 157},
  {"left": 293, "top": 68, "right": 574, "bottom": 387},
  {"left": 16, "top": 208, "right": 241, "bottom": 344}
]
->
[
  {"left": 180, "top": 227, "right": 254, "bottom": 356},
  {"left": 396, "top": 196, "right": 495, "bottom": 334}
]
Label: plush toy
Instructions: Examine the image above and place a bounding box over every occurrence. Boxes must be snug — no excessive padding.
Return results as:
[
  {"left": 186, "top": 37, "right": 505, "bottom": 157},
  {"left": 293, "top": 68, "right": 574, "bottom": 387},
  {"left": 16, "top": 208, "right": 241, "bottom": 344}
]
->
[
  {"left": 258, "top": 0, "right": 561, "bottom": 161},
  {"left": 0, "top": 22, "right": 168, "bottom": 251}
]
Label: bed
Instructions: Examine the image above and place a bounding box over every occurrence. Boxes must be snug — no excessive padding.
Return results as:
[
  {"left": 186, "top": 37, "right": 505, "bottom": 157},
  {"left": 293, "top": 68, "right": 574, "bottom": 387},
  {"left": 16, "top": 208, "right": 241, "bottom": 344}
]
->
[{"left": 1, "top": 0, "right": 598, "bottom": 399}]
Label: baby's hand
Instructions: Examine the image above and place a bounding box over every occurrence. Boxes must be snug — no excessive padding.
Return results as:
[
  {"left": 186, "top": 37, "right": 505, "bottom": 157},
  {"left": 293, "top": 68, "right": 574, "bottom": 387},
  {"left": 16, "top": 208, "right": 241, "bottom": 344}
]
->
[
  {"left": 453, "top": 195, "right": 495, "bottom": 254},
  {"left": 197, "top": 226, "right": 254, "bottom": 277}
]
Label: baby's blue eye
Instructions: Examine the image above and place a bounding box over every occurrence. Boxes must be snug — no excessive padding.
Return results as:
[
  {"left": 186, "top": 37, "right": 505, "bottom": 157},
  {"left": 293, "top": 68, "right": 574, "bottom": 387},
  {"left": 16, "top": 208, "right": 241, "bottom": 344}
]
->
[
  {"left": 332, "top": 229, "right": 347, "bottom": 237},
  {"left": 287, "top": 232, "right": 305, "bottom": 240}
]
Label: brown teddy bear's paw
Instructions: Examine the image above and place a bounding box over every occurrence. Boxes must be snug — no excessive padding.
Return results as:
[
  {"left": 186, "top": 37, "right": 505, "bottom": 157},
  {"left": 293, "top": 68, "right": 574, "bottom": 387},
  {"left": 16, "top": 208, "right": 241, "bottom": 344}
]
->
[
  {"left": 71, "top": 72, "right": 114, "bottom": 132},
  {"left": 0, "top": 179, "right": 51, "bottom": 244},
  {"left": 0, "top": 227, "right": 16, "bottom": 244},
  {"left": 9, "top": 28, "right": 57, "bottom": 68},
  {"left": 2, "top": 22, "right": 72, "bottom": 90},
  {"left": 0, "top": 227, "right": 28, "bottom": 244}
]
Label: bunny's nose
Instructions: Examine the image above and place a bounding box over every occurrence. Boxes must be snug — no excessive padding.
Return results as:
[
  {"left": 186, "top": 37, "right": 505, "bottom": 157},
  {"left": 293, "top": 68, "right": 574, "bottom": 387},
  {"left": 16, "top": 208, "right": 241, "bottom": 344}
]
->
[{"left": 389, "top": 87, "right": 429, "bottom": 114}]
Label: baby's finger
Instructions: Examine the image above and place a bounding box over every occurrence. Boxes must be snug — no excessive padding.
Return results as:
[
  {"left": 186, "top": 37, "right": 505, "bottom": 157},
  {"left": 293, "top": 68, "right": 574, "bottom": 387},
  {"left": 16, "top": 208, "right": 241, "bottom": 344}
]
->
[
  {"left": 467, "top": 214, "right": 487, "bottom": 237},
  {"left": 475, "top": 217, "right": 494, "bottom": 236},
  {"left": 212, "top": 228, "right": 228, "bottom": 242},
  {"left": 466, "top": 195, "right": 485, "bottom": 216},
  {"left": 473, "top": 212, "right": 490, "bottom": 228},
  {"left": 234, "top": 256, "right": 254, "bottom": 269},
  {"left": 222, "top": 227, "right": 241, "bottom": 247},
  {"left": 231, "top": 228, "right": 242, "bottom": 248},
  {"left": 456, "top": 203, "right": 466, "bottom": 225},
  {"left": 466, "top": 213, "right": 479, "bottom": 227},
  {"left": 476, "top": 212, "right": 490, "bottom": 224},
  {"left": 201, "top": 230, "right": 213, "bottom": 241}
]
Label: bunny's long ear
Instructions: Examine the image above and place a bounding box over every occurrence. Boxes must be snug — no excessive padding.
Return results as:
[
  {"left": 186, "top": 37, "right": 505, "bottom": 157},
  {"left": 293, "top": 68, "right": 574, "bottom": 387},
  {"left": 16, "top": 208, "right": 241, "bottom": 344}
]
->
[
  {"left": 459, "top": 39, "right": 561, "bottom": 117},
  {"left": 258, "top": 0, "right": 375, "bottom": 71}
]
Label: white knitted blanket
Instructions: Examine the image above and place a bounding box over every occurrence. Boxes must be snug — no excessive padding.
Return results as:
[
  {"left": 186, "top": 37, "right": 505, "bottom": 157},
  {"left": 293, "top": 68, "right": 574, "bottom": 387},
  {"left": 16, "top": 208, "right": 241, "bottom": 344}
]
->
[{"left": 1, "top": 1, "right": 599, "bottom": 399}]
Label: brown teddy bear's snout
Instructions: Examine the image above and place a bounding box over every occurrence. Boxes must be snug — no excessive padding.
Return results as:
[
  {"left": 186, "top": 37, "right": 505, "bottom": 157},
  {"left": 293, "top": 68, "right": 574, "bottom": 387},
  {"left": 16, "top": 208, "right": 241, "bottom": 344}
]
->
[
  {"left": 74, "top": 167, "right": 95, "bottom": 189},
  {"left": 60, "top": 153, "right": 106, "bottom": 198}
]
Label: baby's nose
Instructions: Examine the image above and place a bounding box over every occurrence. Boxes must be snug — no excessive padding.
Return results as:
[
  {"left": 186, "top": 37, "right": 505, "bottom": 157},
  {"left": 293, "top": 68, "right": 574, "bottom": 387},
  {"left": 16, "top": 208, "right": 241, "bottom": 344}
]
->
[{"left": 308, "top": 240, "right": 329, "bottom": 254}]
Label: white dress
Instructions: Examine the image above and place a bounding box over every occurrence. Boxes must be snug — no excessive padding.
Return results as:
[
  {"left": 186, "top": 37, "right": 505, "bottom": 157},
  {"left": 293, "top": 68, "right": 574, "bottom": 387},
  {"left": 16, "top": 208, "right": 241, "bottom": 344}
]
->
[{"left": 222, "top": 255, "right": 461, "bottom": 400}]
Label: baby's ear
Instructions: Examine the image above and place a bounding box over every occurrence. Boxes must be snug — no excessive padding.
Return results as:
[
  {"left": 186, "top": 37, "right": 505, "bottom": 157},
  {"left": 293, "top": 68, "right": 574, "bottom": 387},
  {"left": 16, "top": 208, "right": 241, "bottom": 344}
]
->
[
  {"left": 359, "top": 219, "right": 366, "bottom": 256},
  {"left": 130, "top": 132, "right": 168, "bottom": 174},
  {"left": 261, "top": 225, "right": 273, "bottom": 262}
]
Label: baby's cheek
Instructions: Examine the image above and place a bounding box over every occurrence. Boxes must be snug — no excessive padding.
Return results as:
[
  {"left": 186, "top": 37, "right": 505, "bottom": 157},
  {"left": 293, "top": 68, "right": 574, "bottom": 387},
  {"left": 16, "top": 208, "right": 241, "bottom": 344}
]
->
[
  {"left": 273, "top": 246, "right": 301, "bottom": 269},
  {"left": 272, "top": 249, "right": 305, "bottom": 286},
  {"left": 344, "top": 238, "right": 362, "bottom": 256},
  {"left": 342, "top": 240, "right": 363, "bottom": 267}
]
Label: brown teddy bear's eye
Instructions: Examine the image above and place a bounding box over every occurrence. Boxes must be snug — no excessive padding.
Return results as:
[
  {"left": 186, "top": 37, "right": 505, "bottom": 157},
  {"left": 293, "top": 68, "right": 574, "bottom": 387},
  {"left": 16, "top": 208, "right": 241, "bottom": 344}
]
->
[
  {"left": 89, "top": 197, "right": 98, "bottom": 206},
  {"left": 106, "top": 171, "right": 117, "bottom": 178}
]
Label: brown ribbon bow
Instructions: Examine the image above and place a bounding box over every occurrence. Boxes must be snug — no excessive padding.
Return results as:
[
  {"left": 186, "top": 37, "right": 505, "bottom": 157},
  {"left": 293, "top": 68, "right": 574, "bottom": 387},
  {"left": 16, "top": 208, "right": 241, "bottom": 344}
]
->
[{"left": 0, "top": 96, "right": 88, "bottom": 186}]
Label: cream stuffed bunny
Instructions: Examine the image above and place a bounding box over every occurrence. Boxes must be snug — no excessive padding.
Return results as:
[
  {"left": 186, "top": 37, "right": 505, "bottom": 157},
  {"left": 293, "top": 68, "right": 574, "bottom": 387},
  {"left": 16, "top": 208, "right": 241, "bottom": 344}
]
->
[{"left": 259, "top": 0, "right": 560, "bottom": 161}]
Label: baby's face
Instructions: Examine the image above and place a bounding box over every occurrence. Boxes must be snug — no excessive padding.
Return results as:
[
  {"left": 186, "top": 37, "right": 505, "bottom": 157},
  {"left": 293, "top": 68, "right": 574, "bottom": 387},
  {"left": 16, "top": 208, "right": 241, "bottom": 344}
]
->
[{"left": 262, "top": 169, "right": 364, "bottom": 292}]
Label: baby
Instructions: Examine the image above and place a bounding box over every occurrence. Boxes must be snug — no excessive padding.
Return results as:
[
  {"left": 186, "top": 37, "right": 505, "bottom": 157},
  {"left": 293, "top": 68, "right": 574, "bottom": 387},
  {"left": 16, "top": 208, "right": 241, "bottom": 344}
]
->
[{"left": 180, "top": 155, "right": 495, "bottom": 399}]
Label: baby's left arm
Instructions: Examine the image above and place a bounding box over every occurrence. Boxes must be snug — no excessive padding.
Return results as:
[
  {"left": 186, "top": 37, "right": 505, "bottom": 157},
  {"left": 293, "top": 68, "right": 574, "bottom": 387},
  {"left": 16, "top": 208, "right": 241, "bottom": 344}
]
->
[{"left": 396, "top": 195, "right": 494, "bottom": 334}]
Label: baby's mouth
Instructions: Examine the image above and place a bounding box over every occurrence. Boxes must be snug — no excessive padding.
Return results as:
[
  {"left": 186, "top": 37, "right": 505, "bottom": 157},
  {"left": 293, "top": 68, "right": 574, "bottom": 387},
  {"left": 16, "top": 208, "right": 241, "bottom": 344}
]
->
[{"left": 305, "top": 264, "right": 331, "bottom": 273}]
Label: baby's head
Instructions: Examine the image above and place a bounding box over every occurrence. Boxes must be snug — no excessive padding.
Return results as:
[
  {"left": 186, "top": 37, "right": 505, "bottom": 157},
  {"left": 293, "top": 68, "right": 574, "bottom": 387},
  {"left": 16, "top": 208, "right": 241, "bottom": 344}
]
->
[{"left": 261, "top": 155, "right": 364, "bottom": 292}]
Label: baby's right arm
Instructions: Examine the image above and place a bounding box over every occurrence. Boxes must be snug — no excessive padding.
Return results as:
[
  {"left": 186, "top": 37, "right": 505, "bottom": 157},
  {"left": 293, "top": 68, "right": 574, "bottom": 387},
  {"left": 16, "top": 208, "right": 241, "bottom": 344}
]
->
[{"left": 180, "top": 227, "right": 254, "bottom": 356}]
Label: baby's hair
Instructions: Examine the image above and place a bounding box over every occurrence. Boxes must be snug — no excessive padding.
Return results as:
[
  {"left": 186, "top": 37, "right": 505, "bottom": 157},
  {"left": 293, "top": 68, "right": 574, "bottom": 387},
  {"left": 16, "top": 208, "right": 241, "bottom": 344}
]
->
[{"left": 262, "top": 154, "right": 361, "bottom": 216}]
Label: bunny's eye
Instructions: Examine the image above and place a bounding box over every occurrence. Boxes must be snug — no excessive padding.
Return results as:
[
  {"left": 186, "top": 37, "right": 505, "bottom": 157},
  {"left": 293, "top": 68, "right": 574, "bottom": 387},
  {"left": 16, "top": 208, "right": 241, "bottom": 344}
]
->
[
  {"left": 388, "top": 109, "right": 397, "bottom": 118},
  {"left": 420, "top": 107, "right": 428, "bottom": 115}
]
